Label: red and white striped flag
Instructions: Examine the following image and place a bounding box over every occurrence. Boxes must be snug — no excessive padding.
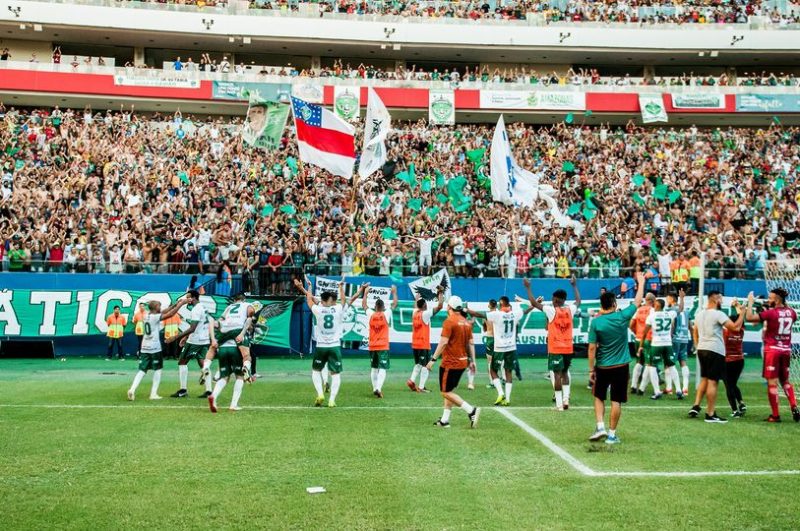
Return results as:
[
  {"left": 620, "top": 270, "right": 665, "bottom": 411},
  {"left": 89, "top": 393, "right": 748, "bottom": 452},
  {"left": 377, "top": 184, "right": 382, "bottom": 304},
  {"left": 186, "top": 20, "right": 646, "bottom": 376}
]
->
[{"left": 291, "top": 97, "right": 355, "bottom": 179}]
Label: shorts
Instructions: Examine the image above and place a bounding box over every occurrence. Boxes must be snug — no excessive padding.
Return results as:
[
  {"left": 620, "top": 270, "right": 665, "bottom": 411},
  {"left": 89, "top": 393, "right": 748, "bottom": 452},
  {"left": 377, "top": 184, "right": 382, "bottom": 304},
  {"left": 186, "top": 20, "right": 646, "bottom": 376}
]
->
[
  {"left": 548, "top": 353, "right": 572, "bottom": 373},
  {"left": 483, "top": 337, "right": 494, "bottom": 358},
  {"left": 673, "top": 341, "right": 689, "bottom": 363},
  {"left": 216, "top": 329, "right": 251, "bottom": 348},
  {"left": 138, "top": 350, "right": 164, "bottom": 372},
  {"left": 763, "top": 349, "right": 791, "bottom": 381},
  {"left": 491, "top": 350, "right": 516, "bottom": 374},
  {"left": 413, "top": 348, "right": 431, "bottom": 366},
  {"left": 218, "top": 347, "right": 244, "bottom": 379},
  {"left": 313, "top": 346, "right": 343, "bottom": 374},
  {"left": 636, "top": 340, "right": 651, "bottom": 364},
  {"left": 652, "top": 345, "right": 675, "bottom": 367},
  {"left": 697, "top": 350, "right": 726, "bottom": 382},
  {"left": 419, "top": 254, "right": 432, "bottom": 268},
  {"left": 179, "top": 343, "right": 209, "bottom": 364},
  {"left": 454, "top": 255, "right": 466, "bottom": 267},
  {"left": 593, "top": 364, "right": 629, "bottom": 403},
  {"left": 439, "top": 367, "right": 465, "bottom": 393},
  {"left": 370, "top": 350, "right": 390, "bottom": 370}
]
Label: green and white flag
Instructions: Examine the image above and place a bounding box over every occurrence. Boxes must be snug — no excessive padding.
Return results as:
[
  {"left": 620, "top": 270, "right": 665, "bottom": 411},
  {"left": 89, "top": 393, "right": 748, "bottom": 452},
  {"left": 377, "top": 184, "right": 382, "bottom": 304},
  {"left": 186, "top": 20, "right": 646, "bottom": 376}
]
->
[
  {"left": 639, "top": 94, "right": 668, "bottom": 124},
  {"left": 429, "top": 90, "right": 455, "bottom": 125},
  {"left": 358, "top": 87, "right": 391, "bottom": 179},
  {"left": 333, "top": 86, "right": 361, "bottom": 122},
  {"left": 242, "top": 93, "right": 291, "bottom": 150}
]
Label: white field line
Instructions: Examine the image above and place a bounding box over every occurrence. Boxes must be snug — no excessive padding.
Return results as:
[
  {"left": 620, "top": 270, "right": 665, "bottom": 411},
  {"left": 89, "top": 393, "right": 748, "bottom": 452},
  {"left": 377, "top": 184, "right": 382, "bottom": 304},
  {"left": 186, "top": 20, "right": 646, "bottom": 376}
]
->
[{"left": 492, "top": 408, "right": 800, "bottom": 479}]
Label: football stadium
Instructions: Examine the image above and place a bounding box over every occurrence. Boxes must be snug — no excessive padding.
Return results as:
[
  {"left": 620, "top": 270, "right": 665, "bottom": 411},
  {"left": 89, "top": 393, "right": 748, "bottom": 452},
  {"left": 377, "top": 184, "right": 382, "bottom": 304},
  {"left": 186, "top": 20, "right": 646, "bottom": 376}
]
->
[{"left": 2, "top": 1, "right": 800, "bottom": 528}]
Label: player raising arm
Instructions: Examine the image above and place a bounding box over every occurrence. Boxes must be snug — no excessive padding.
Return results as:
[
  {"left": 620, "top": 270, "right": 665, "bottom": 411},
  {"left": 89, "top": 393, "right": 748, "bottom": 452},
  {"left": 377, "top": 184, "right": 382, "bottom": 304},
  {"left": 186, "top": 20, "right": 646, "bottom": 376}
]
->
[
  {"left": 165, "top": 290, "right": 216, "bottom": 398},
  {"left": 407, "top": 285, "right": 445, "bottom": 393}
]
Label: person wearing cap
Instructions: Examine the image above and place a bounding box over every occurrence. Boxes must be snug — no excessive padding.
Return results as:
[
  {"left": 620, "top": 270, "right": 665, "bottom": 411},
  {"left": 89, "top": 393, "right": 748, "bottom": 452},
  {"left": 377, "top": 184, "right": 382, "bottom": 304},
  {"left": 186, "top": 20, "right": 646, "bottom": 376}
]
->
[{"left": 426, "top": 295, "right": 480, "bottom": 428}]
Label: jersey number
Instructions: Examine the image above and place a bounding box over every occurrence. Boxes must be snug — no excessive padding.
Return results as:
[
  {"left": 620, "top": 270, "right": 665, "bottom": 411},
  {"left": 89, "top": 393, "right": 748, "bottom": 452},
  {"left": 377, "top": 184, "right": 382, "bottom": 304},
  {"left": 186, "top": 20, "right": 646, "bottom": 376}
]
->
[
  {"left": 655, "top": 319, "right": 671, "bottom": 333},
  {"left": 323, "top": 315, "right": 334, "bottom": 330},
  {"left": 144, "top": 322, "right": 152, "bottom": 335},
  {"left": 778, "top": 317, "right": 793, "bottom": 335},
  {"left": 503, "top": 320, "right": 514, "bottom": 334}
]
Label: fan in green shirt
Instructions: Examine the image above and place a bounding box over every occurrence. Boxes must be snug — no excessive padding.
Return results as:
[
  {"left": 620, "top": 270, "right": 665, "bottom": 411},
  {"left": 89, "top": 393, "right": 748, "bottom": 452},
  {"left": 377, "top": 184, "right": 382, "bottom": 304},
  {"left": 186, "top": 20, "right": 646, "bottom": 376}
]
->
[{"left": 528, "top": 254, "right": 543, "bottom": 278}]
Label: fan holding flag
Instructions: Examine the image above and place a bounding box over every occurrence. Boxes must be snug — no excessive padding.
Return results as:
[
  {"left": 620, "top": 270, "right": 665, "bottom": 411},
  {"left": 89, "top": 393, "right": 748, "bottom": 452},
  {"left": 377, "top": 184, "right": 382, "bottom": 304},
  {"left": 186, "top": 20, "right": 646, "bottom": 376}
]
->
[{"left": 291, "top": 97, "right": 356, "bottom": 179}]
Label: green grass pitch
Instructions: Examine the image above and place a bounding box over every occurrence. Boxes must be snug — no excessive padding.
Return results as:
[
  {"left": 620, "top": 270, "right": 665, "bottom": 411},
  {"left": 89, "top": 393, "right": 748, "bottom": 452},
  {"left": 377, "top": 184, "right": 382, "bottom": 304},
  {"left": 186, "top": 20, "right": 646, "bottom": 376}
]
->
[{"left": 1, "top": 356, "right": 800, "bottom": 530}]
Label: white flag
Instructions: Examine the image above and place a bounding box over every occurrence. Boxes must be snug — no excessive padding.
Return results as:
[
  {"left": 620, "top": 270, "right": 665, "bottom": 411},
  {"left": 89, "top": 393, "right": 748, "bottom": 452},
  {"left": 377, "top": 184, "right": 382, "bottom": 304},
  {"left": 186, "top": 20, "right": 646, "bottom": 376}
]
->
[
  {"left": 358, "top": 88, "right": 391, "bottom": 179},
  {"left": 408, "top": 268, "right": 451, "bottom": 303},
  {"left": 639, "top": 94, "right": 668, "bottom": 124}
]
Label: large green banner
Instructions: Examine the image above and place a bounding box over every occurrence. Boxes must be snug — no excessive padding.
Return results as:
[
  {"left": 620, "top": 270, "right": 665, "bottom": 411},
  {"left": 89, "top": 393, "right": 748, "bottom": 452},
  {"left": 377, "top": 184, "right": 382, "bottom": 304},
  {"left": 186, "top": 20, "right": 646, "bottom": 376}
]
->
[{"left": 0, "top": 290, "right": 292, "bottom": 348}]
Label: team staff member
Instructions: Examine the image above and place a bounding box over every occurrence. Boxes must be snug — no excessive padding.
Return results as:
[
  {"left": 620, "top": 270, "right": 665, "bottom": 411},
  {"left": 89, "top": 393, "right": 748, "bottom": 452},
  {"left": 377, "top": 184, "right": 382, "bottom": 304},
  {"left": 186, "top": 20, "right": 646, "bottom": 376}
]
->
[
  {"left": 407, "top": 285, "right": 445, "bottom": 393},
  {"left": 588, "top": 271, "right": 645, "bottom": 445},
  {"left": 162, "top": 311, "right": 182, "bottom": 360},
  {"left": 629, "top": 293, "right": 655, "bottom": 395},
  {"left": 724, "top": 300, "right": 747, "bottom": 418},
  {"left": 427, "top": 296, "right": 480, "bottom": 429},
  {"left": 106, "top": 305, "right": 128, "bottom": 360}
]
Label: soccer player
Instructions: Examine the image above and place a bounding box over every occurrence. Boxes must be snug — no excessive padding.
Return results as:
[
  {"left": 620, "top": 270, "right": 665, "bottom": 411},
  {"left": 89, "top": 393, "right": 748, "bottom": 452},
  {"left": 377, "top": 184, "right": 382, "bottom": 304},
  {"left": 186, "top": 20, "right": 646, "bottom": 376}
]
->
[
  {"left": 165, "top": 290, "right": 215, "bottom": 398},
  {"left": 689, "top": 291, "right": 752, "bottom": 423},
  {"left": 362, "top": 283, "right": 399, "bottom": 398},
  {"left": 426, "top": 296, "right": 480, "bottom": 428},
  {"left": 639, "top": 299, "right": 678, "bottom": 400},
  {"left": 665, "top": 290, "right": 691, "bottom": 395},
  {"left": 127, "top": 296, "right": 189, "bottom": 401},
  {"left": 484, "top": 294, "right": 524, "bottom": 405},
  {"left": 207, "top": 336, "right": 247, "bottom": 413},
  {"left": 294, "top": 278, "right": 361, "bottom": 407},
  {"left": 588, "top": 272, "right": 645, "bottom": 444},
  {"left": 522, "top": 276, "right": 581, "bottom": 411},
  {"left": 629, "top": 293, "right": 655, "bottom": 395},
  {"left": 724, "top": 300, "right": 746, "bottom": 417},
  {"left": 200, "top": 292, "right": 255, "bottom": 384},
  {"left": 745, "top": 287, "right": 799, "bottom": 422},
  {"left": 407, "top": 285, "right": 445, "bottom": 393}
]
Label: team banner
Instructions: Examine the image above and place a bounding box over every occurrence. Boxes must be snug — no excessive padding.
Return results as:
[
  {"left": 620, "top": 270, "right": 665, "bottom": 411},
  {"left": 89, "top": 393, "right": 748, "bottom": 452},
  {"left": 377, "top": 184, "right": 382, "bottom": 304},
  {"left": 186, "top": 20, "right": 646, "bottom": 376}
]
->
[
  {"left": 333, "top": 86, "right": 361, "bottom": 121},
  {"left": 314, "top": 278, "right": 391, "bottom": 307},
  {"left": 479, "top": 90, "right": 586, "bottom": 110},
  {"left": 429, "top": 90, "right": 455, "bottom": 125},
  {"left": 114, "top": 74, "right": 200, "bottom": 89},
  {"left": 408, "top": 268, "right": 451, "bottom": 303},
  {"left": 669, "top": 93, "right": 726, "bottom": 110},
  {"left": 242, "top": 95, "right": 291, "bottom": 150},
  {"left": 0, "top": 289, "right": 292, "bottom": 348},
  {"left": 292, "top": 83, "right": 325, "bottom": 104},
  {"left": 212, "top": 81, "right": 291, "bottom": 102},
  {"left": 639, "top": 94, "right": 668, "bottom": 123},
  {"left": 736, "top": 94, "right": 800, "bottom": 113}
]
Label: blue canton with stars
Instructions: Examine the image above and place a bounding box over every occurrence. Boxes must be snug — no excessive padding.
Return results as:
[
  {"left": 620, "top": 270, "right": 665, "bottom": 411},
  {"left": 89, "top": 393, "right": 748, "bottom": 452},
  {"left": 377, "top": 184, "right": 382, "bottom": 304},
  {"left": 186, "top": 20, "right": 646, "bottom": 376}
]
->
[{"left": 292, "top": 97, "right": 322, "bottom": 126}]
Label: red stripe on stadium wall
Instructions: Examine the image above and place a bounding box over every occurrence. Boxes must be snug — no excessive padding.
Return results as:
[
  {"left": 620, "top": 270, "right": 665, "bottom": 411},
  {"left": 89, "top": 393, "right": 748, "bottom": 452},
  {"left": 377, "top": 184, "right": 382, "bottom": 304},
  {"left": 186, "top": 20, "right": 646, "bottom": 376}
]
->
[
  {"left": 455, "top": 89, "right": 480, "bottom": 108},
  {"left": 585, "top": 92, "right": 640, "bottom": 112},
  {"left": 294, "top": 118, "right": 355, "bottom": 157},
  {"left": 0, "top": 69, "right": 212, "bottom": 99}
]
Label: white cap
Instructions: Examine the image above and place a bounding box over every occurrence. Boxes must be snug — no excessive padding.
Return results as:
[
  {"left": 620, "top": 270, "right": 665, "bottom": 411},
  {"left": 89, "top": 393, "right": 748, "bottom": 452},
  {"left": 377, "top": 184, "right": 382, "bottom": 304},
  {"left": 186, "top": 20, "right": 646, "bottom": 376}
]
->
[{"left": 447, "top": 295, "right": 463, "bottom": 310}]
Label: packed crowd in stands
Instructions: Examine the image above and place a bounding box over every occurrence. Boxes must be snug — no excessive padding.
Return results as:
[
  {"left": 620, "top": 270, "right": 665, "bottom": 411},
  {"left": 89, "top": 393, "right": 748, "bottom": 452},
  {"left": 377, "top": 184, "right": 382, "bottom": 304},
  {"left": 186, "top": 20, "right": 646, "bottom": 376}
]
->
[{"left": 1, "top": 105, "right": 799, "bottom": 295}]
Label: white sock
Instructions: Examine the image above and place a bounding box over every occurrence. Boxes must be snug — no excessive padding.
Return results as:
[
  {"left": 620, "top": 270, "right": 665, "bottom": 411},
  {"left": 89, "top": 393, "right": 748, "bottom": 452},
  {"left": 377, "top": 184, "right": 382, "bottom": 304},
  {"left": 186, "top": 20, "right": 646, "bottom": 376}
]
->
[
  {"left": 555, "top": 390, "right": 563, "bottom": 409},
  {"left": 672, "top": 368, "right": 681, "bottom": 393},
  {"left": 213, "top": 370, "right": 221, "bottom": 381},
  {"left": 441, "top": 408, "right": 452, "bottom": 423},
  {"left": 649, "top": 367, "right": 660, "bottom": 394},
  {"left": 638, "top": 367, "right": 649, "bottom": 392},
  {"left": 549, "top": 371, "right": 556, "bottom": 389},
  {"left": 321, "top": 364, "right": 329, "bottom": 383},
  {"left": 563, "top": 384, "right": 571, "bottom": 404},
  {"left": 608, "top": 429, "right": 616, "bottom": 437},
  {"left": 681, "top": 365, "right": 690, "bottom": 390},
  {"left": 230, "top": 378, "right": 244, "bottom": 408},
  {"left": 130, "top": 370, "right": 146, "bottom": 393},
  {"left": 202, "top": 358, "right": 211, "bottom": 371},
  {"left": 150, "top": 369, "right": 162, "bottom": 397},
  {"left": 179, "top": 365, "right": 188, "bottom": 390},
  {"left": 212, "top": 378, "right": 227, "bottom": 400},
  {"left": 376, "top": 369, "right": 387, "bottom": 391},
  {"left": 205, "top": 372, "right": 213, "bottom": 392},
  {"left": 460, "top": 401, "right": 474, "bottom": 413},
  {"left": 419, "top": 367, "right": 429, "bottom": 389},
  {"left": 410, "top": 364, "right": 421, "bottom": 382},
  {"left": 330, "top": 374, "right": 341, "bottom": 402},
  {"left": 467, "top": 369, "right": 475, "bottom": 386},
  {"left": 596, "top": 422, "right": 605, "bottom": 431},
  {"left": 312, "top": 370, "right": 324, "bottom": 397},
  {"left": 632, "top": 363, "right": 643, "bottom": 388},
  {"left": 370, "top": 368, "right": 378, "bottom": 390},
  {"left": 504, "top": 382, "right": 513, "bottom": 401},
  {"left": 493, "top": 378, "right": 503, "bottom": 397}
]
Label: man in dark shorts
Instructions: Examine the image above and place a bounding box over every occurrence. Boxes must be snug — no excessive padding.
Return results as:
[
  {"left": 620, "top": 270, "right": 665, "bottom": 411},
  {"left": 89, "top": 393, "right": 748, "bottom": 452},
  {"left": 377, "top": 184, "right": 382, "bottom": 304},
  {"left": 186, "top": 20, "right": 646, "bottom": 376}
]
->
[
  {"left": 427, "top": 296, "right": 480, "bottom": 429},
  {"left": 588, "top": 272, "right": 645, "bottom": 445}
]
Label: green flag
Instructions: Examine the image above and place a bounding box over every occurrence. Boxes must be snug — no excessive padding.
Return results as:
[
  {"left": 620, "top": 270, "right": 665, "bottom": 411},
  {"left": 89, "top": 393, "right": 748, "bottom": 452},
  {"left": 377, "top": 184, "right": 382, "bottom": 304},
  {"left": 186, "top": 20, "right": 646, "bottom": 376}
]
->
[
  {"left": 395, "top": 164, "right": 417, "bottom": 189},
  {"left": 632, "top": 193, "right": 646, "bottom": 206},
  {"left": 260, "top": 204, "right": 275, "bottom": 217},
  {"left": 775, "top": 178, "right": 786, "bottom": 191},
  {"left": 582, "top": 207, "right": 596, "bottom": 220},
  {"left": 632, "top": 173, "right": 645, "bottom": 187},
  {"left": 426, "top": 206, "right": 440, "bottom": 220},
  {"left": 286, "top": 156, "right": 299, "bottom": 175},
  {"left": 466, "top": 148, "right": 485, "bottom": 164},
  {"left": 178, "top": 171, "right": 190, "bottom": 185},
  {"left": 381, "top": 227, "right": 399, "bottom": 240},
  {"left": 380, "top": 195, "right": 391, "bottom": 210},
  {"left": 447, "top": 175, "right": 472, "bottom": 212},
  {"left": 562, "top": 161, "right": 575, "bottom": 173},
  {"left": 649, "top": 239, "right": 659, "bottom": 255},
  {"left": 279, "top": 204, "right": 296, "bottom": 216},
  {"left": 565, "top": 113, "right": 574, "bottom": 124},
  {"left": 436, "top": 193, "right": 449, "bottom": 204},
  {"left": 653, "top": 184, "right": 668, "bottom": 201},
  {"left": 407, "top": 198, "right": 423, "bottom": 212},
  {"left": 421, "top": 178, "right": 432, "bottom": 193},
  {"left": 584, "top": 110, "right": 593, "bottom": 117},
  {"left": 242, "top": 100, "right": 291, "bottom": 150},
  {"left": 567, "top": 203, "right": 582, "bottom": 216},
  {"left": 435, "top": 170, "right": 446, "bottom": 189},
  {"left": 668, "top": 190, "right": 682, "bottom": 204}
]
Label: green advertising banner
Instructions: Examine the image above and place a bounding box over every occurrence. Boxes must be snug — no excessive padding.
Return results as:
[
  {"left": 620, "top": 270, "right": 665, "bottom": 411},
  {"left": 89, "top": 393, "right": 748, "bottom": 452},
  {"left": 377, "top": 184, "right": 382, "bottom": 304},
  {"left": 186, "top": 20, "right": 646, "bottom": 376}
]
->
[
  {"left": 0, "top": 290, "right": 292, "bottom": 349},
  {"left": 212, "top": 81, "right": 291, "bottom": 102}
]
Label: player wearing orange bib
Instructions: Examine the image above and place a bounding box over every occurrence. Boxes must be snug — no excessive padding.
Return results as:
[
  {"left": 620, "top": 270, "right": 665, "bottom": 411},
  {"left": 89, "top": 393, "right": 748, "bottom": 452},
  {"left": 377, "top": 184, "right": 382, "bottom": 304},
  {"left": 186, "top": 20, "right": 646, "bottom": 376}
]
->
[
  {"left": 524, "top": 276, "right": 581, "bottom": 411},
  {"left": 407, "top": 285, "right": 445, "bottom": 393},
  {"left": 629, "top": 293, "right": 655, "bottom": 395},
  {"left": 361, "top": 283, "right": 399, "bottom": 398}
]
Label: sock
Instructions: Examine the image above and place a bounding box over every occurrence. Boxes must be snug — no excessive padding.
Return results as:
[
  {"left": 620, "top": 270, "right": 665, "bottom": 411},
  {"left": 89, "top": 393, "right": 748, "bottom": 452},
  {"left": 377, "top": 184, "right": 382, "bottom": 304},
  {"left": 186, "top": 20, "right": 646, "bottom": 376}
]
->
[
  {"left": 230, "top": 378, "right": 244, "bottom": 408},
  {"left": 419, "top": 367, "right": 429, "bottom": 389},
  {"left": 441, "top": 408, "right": 452, "bottom": 423},
  {"left": 212, "top": 378, "right": 227, "bottom": 400},
  {"left": 608, "top": 429, "right": 616, "bottom": 437},
  {"left": 202, "top": 358, "right": 211, "bottom": 371},
  {"left": 467, "top": 369, "right": 475, "bottom": 386},
  {"left": 492, "top": 378, "right": 503, "bottom": 397},
  {"left": 681, "top": 366, "right": 690, "bottom": 390},
  {"left": 205, "top": 373, "right": 213, "bottom": 392},
  {"left": 179, "top": 365, "right": 188, "bottom": 390},
  {"left": 321, "top": 364, "right": 329, "bottom": 383},
  {"left": 504, "top": 382, "right": 512, "bottom": 402},
  {"left": 664, "top": 366, "right": 673, "bottom": 392},
  {"left": 213, "top": 370, "right": 221, "bottom": 381},
  {"left": 596, "top": 422, "right": 605, "bottom": 431},
  {"left": 370, "top": 368, "right": 378, "bottom": 390},
  {"left": 672, "top": 368, "right": 681, "bottom": 393},
  {"left": 460, "top": 401, "right": 474, "bottom": 414},
  {"left": 130, "top": 370, "right": 146, "bottom": 393},
  {"left": 376, "top": 369, "right": 387, "bottom": 391},
  {"left": 650, "top": 367, "right": 660, "bottom": 394},
  {"left": 150, "top": 369, "right": 162, "bottom": 397},
  {"left": 768, "top": 384, "right": 780, "bottom": 417},
  {"left": 563, "top": 384, "right": 571, "bottom": 404},
  {"left": 783, "top": 382, "right": 797, "bottom": 409},
  {"left": 555, "top": 390, "right": 563, "bottom": 409},
  {"left": 638, "top": 367, "right": 649, "bottom": 392},
  {"left": 312, "top": 370, "right": 324, "bottom": 397},
  {"left": 410, "top": 364, "right": 421, "bottom": 382},
  {"left": 549, "top": 371, "right": 556, "bottom": 389},
  {"left": 631, "top": 363, "right": 643, "bottom": 388},
  {"left": 330, "top": 374, "right": 341, "bottom": 402}
]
